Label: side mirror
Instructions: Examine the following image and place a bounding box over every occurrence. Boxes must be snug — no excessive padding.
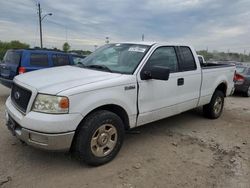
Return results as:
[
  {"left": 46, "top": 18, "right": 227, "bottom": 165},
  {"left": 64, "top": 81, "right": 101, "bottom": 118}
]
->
[{"left": 141, "top": 66, "right": 170, "bottom": 81}]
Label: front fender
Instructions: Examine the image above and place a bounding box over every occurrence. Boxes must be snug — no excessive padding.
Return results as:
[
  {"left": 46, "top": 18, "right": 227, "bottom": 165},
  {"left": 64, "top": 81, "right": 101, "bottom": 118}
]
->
[{"left": 68, "top": 84, "right": 138, "bottom": 127}]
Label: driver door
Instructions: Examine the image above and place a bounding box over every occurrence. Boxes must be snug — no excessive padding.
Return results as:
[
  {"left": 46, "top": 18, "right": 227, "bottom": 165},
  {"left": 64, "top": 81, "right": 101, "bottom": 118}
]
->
[{"left": 137, "top": 46, "right": 182, "bottom": 126}]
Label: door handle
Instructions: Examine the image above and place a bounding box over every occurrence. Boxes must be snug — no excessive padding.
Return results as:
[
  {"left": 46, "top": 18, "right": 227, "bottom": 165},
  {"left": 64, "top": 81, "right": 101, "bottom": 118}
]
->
[{"left": 177, "top": 78, "right": 184, "bottom": 86}]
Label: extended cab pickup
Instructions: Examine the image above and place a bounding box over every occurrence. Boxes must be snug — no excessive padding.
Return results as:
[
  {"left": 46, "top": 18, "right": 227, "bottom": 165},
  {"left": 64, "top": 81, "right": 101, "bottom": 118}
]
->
[{"left": 5, "top": 42, "right": 235, "bottom": 166}]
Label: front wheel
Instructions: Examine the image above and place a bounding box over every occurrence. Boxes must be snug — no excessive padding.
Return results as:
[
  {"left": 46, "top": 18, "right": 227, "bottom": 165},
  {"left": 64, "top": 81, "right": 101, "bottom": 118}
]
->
[
  {"left": 73, "top": 110, "right": 124, "bottom": 166},
  {"left": 203, "top": 90, "right": 224, "bottom": 119}
]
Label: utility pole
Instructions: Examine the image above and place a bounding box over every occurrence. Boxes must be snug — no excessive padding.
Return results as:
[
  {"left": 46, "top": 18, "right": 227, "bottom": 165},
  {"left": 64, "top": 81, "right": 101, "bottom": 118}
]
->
[
  {"left": 105, "top": 37, "right": 109, "bottom": 44},
  {"left": 38, "top": 3, "right": 43, "bottom": 48},
  {"left": 37, "top": 2, "right": 52, "bottom": 48},
  {"left": 142, "top": 34, "right": 144, "bottom": 41}
]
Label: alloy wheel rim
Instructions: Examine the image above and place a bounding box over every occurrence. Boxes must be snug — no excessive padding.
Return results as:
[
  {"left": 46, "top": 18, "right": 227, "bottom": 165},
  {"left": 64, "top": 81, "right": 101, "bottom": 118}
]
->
[
  {"left": 214, "top": 97, "right": 223, "bottom": 115},
  {"left": 91, "top": 124, "right": 117, "bottom": 157}
]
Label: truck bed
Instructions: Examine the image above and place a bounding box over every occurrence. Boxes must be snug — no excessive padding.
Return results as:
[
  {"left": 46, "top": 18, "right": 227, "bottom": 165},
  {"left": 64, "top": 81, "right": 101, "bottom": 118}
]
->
[{"left": 201, "top": 63, "right": 235, "bottom": 69}]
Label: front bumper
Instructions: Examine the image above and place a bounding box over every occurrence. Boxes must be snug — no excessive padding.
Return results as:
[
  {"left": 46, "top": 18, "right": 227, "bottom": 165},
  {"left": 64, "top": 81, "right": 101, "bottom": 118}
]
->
[
  {"left": 6, "top": 114, "right": 74, "bottom": 151},
  {"left": 5, "top": 97, "right": 83, "bottom": 151}
]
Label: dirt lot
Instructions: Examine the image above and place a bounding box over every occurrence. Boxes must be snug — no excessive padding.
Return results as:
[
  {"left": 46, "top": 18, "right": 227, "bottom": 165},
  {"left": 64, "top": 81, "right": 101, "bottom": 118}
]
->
[{"left": 0, "top": 85, "right": 249, "bottom": 188}]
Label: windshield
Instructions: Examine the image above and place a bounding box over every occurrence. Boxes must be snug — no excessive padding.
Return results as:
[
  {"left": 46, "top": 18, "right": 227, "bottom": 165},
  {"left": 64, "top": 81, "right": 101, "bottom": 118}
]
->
[
  {"left": 72, "top": 55, "right": 86, "bottom": 65},
  {"left": 236, "top": 66, "right": 246, "bottom": 73},
  {"left": 78, "top": 43, "right": 150, "bottom": 74},
  {"left": 3, "top": 50, "right": 21, "bottom": 65}
]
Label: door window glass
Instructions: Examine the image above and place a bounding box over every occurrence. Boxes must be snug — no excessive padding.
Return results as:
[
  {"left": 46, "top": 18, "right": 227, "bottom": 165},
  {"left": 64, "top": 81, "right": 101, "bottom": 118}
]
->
[
  {"left": 30, "top": 53, "right": 49, "bottom": 66},
  {"left": 147, "top": 47, "right": 178, "bottom": 72},
  {"left": 52, "top": 54, "right": 70, "bottom": 66}
]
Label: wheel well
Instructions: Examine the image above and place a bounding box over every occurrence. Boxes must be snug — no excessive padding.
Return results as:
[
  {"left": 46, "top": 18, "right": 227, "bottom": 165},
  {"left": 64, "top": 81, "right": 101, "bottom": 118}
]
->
[
  {"left": 215, "top": 82, "right": 227, "bottom": 96},
  {"left": 94, "top": 104, "right": 130, "bottom": 130},
  {"left": 79, "top": 104, "right": 130, "bottom": 131}
]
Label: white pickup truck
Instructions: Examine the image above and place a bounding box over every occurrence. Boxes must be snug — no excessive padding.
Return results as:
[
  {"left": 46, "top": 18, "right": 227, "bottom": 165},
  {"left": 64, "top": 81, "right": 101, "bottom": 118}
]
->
[{"left": 5, "top": 42, "right": 235, "bottom": 166}]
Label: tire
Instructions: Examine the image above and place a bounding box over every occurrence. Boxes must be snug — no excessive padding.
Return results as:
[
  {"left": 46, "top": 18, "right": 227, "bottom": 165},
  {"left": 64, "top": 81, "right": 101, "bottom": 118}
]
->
[
  {"left": 73, "top": 110, "right": 124, "bottom": 166},
  {"left": 203, "top": 90, "right": 224, "bottom": 119},
  {"left": 244, "top": 86, "right": 250, "bottom": 97}
]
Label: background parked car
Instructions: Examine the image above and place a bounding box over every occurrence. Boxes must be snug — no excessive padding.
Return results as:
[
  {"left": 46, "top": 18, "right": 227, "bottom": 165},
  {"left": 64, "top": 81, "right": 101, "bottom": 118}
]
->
[
  {"left": 0, "top": 49, "right": 86, "bottom": 88},
  {"left": 234, "top": 65, "right": 250, "bottom": 97}
]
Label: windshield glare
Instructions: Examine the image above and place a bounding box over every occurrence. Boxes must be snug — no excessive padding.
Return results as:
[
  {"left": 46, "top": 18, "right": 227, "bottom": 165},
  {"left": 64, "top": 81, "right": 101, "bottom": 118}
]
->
[{"left": 79, "top": 44, "right": 150, "bottom": 74}]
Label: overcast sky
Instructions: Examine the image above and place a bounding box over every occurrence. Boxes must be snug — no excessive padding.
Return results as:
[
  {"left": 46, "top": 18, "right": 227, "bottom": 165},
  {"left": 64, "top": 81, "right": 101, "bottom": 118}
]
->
[{"left": 0, "top": 0, "right": 250, "bottom": 52}]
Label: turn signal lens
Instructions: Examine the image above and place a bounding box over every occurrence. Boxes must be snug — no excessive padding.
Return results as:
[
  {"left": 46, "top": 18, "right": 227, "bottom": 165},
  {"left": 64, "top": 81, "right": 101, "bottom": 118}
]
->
[{"left": 59, "top": 97, "right": 69, "bottom": 109}]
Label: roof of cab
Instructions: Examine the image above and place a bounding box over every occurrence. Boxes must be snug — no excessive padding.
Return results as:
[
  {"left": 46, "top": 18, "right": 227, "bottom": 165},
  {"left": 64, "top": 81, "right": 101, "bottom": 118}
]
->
[
  {"left": 8, "top": 48, "right": 66, "bottom": 54},
  {"left": 113, "top": 41, "right": 191, "bottom": 47}
]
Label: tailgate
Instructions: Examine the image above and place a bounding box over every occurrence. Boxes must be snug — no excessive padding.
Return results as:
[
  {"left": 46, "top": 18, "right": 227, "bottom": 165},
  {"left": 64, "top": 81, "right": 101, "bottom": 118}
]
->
[{"left": 0, "top": 50, "right": 21, "bottom": 79}]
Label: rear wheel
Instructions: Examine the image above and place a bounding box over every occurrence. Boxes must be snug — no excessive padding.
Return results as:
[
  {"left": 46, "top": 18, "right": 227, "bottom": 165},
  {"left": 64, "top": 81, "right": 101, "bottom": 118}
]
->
[
  {"left": 73, "top": 110, "right": 124, "bottom": 166},
  {"left": 244, "top": 86, "right": 250, "bottom": 97},
  {"left": 203, "top": 90, "right": 224, "bottom": 119}
]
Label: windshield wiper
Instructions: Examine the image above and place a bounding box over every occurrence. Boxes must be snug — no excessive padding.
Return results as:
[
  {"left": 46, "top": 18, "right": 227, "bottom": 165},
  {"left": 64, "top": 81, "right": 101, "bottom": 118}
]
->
[{"left": 85, "top": 64, "right": 112, "bottom": 72}]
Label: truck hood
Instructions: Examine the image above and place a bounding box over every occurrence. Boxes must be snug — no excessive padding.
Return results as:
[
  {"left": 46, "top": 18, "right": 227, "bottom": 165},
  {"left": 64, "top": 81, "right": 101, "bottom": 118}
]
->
[{"left": 15, "top": 66, "right": 122, "bottom": 94}]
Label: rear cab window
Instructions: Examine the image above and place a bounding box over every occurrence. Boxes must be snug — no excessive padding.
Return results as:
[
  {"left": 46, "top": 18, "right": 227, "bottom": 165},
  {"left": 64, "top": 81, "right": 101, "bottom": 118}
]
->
[
  {"left": 52, "top": 54, "right": 70, "bottom": 66},
  {"left": 178, "top": 46, "right": 197, "bottom": 71},
  {"left": 198, "top": 56, "right": 204, "bottom": 65},
  {"left": 30, "top": 53, "right": 49, "bottom": 67}
]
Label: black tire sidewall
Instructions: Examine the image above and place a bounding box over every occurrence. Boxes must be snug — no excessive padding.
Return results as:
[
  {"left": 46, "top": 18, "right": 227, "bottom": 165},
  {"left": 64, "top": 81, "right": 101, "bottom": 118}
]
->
[
  {"left": 75, "top": 110, "right": 124, "bottom": 166},
  {"left": 203, "top": 90, "right": 225, "bottom": 119},
  {"left": 210, "top": 91, "right": 224, "bottom": 118},
  {"left": 246, "top": 86, "right": 250, "bottom": 97}
]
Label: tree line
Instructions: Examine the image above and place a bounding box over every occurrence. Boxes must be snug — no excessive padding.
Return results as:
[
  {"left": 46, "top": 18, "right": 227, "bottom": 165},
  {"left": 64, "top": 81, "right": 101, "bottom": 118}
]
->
[
  {"left": 1, "top": 40, "right": 249, "bottom": 63},
  {"left": 0, "top": 40, "right": 29, "bottom": 60},
  {"left": 0, "top": 40, "right": 92, "bottom": 60},
  {"left": 197, "top": 50, "right": 250, "bottom": 62}
]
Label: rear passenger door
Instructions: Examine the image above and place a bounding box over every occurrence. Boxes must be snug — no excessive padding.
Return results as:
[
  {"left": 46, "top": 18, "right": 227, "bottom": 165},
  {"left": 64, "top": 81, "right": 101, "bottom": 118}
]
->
[
  {"left": 52, "top": 54, "right": 70, "bottom": 67},
  {"left": 175, "top": 46, "right": 202, "bottom": 112},
  {"left": 27, "top": 53, "right": 50, "bottom": 72}
]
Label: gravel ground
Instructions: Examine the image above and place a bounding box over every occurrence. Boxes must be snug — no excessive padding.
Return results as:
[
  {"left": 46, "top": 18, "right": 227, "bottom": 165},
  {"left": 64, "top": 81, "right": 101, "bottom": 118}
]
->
[{"left": 0, "top": 84, "right": 249, "bottom": 188}]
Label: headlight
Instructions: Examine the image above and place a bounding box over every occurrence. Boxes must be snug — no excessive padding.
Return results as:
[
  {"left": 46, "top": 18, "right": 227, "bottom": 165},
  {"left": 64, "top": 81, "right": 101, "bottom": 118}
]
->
[{"left": 32, "top": 94, "right": 69, "bottom": 114}]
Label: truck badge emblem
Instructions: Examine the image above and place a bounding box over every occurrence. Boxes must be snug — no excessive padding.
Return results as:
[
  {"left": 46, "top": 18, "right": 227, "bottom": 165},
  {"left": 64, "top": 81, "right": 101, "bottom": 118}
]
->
[
  {"left": 124, "top": 85, "right": 136, "bottom": 90},
  {"left": 14, "top": 91, "right": 21, "bottom": 100}
]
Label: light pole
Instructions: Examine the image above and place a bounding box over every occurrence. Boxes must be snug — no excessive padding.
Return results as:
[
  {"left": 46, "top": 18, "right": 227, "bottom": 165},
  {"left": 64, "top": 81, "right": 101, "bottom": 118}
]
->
[
  {"left": 105, "top": 37, "right": 109, "bottom": 44},
  {"left": 38, "top": 2, "right": 52, "bottom": 48},
  {"left": 142, "top": 34, "right": 144, "bottom": 41}
]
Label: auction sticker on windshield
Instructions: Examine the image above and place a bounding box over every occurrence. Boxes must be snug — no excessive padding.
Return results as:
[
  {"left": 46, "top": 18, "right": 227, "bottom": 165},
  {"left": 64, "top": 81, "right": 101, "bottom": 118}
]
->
[{"left": 128, "top": 46, "right": 146, "bottom": 53}]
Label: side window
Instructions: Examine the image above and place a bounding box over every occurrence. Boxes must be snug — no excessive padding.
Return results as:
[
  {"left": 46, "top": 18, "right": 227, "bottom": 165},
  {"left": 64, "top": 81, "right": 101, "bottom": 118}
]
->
[
  {"left": 30, "top": 53, "right": 49, "bottom": 66},
  {"left": 179, "top": 47, "right": 197, "bottom": 71},
  {"left": 247, "top": 68, "right": 250, "bottom": 75},
  {"left": 52, "top": 54, "right": 70, "bottom": 66},
  {"left": 146, "top": 47, "right": 178, "bottom": 73}
]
